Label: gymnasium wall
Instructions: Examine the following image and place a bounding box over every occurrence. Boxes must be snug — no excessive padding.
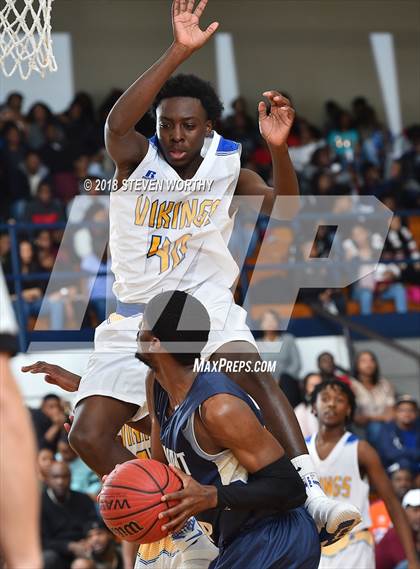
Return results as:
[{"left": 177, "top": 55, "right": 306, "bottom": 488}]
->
[{"left": 52, "top": 0, "right": 420, "bottom": 126}]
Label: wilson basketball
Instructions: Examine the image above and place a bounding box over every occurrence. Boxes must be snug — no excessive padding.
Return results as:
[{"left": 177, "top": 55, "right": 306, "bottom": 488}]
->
[{"left": 99, "top": 459, "right": 182, "bottom": 543}]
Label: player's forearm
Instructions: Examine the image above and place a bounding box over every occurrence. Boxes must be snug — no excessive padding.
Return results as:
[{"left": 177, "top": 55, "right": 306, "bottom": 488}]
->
[
  {"left": 0, "top": 356, "right": 42, "bottom": 569},
  {"left": 384, "top": 495, "right": 418, "bottom": 564},
  {"left": 106, "top": 42, "right": 192, "bottom": 136},
  {"left": 217, "top": 456, "right": 306, "bottom": 512},
  {"left": 269, "top": 143, "right": 300, "bottom": 219}
]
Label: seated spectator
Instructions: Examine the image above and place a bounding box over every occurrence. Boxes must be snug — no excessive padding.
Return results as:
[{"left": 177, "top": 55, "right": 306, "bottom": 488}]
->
[
  {"left": 294, "top": 372, "right": 322, "bottom": 438},
  {"left": 9, "top": 240, "right": 65, "bottom": 330},
  {"left": 370, "top": 465, "right": 414, "bottom": 544},
  {"left": 375, "top": 489, "right": 420, "bottom": 569},
  {"left": 42, "top": 461, "right": 99, "bottom": 569},
  {"left": 394, "top": 124, "right": 420, "bottom": 209},
  {"left": 30, "top": 393, "right": 66, "bottom": 452},
  {"left": 288, "top": 121, "right": 324, "bottom": 174},
  {"left": 317, "top": 351, "right": 352, "bottom": 385},
  {"left": 85, "top": 520, "right": 123, "bottom": 569},
  {"left": 57, "top": 435, "right": 101, "bottom": 499},
  {"left": 327, "top": 110, "right": 360, "bottom": 165},
  {"left": 24, "top": 179, "right": 65, "bottom": 225},
  {"left": 384, "top": 215, "right": 420, "bottom": 287},
  {"left": 54, "top": 154, "right": 90, "bottom": 204},
  {"left": 256, "top": 309, "right": 302, "bottom": 407},
  {"left": 26, "top": 102, "right": 53, "bottom": 150},
  {"left": 20, "top": 150, "right": 50, "bottom": 198},
  {"left": 80, "top": 203, "right": 115, "bottom": 323},
  {"left": 344, "top": 225, "right": 408, "bottom": 315},
  {"left": 40, "top": 121, "right": 69, "bottom": 173},
  {"left": 38, "top": 446, "right": 55, "bottom": 486},
  {"left": 351, "top": 350, "right": 395, "bottom": 445},
  {"left": 359, "top": 162, "right": 390, "bottom": 198},
  {"left": 0, "top": 231, "right": 10, "bottom": 269},
  {"left": 376, "top": 396, "right": 420, "bottom": 476}
]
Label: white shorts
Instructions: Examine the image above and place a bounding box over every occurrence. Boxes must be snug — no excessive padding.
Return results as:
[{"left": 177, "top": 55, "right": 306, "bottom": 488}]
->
[
  {"left": 73, "top": 282, "right": 257, "bottom": 420},
  {"left": 319, "top": 530, "right": 375, "bottom": 569}
]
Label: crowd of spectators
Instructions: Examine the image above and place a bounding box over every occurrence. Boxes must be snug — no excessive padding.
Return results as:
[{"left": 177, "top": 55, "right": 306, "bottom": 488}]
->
[
  {"left": 29, "top": 393, "right": 123, "bottom": 569},
  {"left": 1, "top": 90, "right": 420, "bottom": 330}
]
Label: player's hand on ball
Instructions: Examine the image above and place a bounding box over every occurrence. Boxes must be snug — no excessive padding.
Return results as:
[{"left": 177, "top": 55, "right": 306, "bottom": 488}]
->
[
  {"left": 258, "top": 91, "right": 295, "bottom": 148},
  {"left": 159, "top": 465, "right": 217, "bottom": 533},
  {"left": 21, "top": 361, "right": 81, "bottom": 392},
  {"left": 172, "top": 0, "right": 219, "bottom": 53}
]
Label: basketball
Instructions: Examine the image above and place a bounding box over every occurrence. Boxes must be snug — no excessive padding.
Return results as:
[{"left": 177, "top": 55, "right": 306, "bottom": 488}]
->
[{"left": 99, "top": 459, "right": 182, "bottom": 544}]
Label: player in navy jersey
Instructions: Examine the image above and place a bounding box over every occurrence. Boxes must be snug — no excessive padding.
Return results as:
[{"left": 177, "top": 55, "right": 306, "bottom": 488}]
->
[{"left": 135, "top": 289, "right": 320, "bottom": 569}]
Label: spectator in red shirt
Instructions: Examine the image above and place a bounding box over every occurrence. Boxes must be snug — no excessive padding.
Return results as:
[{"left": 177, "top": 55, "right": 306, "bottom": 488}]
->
[
  {"left": 317, "top": 351, "right": 352, "bottom": 386},
  {"left": 24, "top": 180, "right": 65, "bottom": 226}
]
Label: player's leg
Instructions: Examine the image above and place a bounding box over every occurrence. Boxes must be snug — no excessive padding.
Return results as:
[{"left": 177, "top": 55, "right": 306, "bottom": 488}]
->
[{"left": 69, "top": 395, "right": 138, "bottom": 475}]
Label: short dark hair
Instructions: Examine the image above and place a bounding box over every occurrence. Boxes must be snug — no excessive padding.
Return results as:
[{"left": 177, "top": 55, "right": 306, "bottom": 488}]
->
[
  {"left": 144, "top": 290, "right": 210, "bottom": 366},
  {"left": 317, "top": 352, "right": 334, "bottom": 366},
  {"left": 310, "top": 379, "right": 356, "bottom": 422},
  {"left": 152, "top": 74, "right": 224, "bottom": 124},
  {"left": 42, "top": 393, "right": 60, "bottom": 403}
]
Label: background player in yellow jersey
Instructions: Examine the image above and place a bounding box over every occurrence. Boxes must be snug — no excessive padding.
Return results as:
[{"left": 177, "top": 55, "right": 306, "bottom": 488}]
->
[{"left": 307, "top": 379, "right": 419, "bottom": 569}]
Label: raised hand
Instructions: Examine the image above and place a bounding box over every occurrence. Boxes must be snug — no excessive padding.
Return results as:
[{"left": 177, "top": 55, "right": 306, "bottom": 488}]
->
[
  {"left": 21, "top": 361, "right": 81, "bottom": 392},
  {"left": 258, "top": 91, "right": 295, "bottom": 148},
  {"left": 172, "top": 0, "right": 219, "bottom": 53}
]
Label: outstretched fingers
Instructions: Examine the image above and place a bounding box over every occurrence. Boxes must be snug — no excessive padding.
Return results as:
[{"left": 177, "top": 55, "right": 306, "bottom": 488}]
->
[
  {"left": 194, "top": 0, "right": 209, "bottom": 18},
  {"left": 172, "top": 0, "right": 180, "bottom": 17}
]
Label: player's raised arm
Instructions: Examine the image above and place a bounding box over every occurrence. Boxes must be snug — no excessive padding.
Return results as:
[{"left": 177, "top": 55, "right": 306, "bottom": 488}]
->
[
  {"left": 105, "top": 0, "right": 219, "bottom": 168},
  {"left": 358, "top": 440, "right": 420, "bottom": 569},
  {"left": 236, "top": 91, "right": 300, "bottom": 218}
]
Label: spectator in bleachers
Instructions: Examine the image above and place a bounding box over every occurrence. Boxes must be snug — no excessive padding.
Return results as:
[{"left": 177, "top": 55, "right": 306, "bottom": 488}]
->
[
  {"left": 256, "top": 309, "right": 302, "bottom": 407},
  {"left": 352, "top": 97, "right": 389, "bottom": 168},
  {"left": 370, "top": 466, "right": 415, "bottom": 544},
  {"left": 84, "top": 520, "right": 124, "bottom": 569},
  {"left": 395, "top": 125, "right": 420, "bottom": 209},
  {"left": 40, "top": 121, "right": 69, "bottom": 173},
  {"left": 375, "top": 489, "right": 420, "bottom": 569},
  {"left": 21, "top": 150, "right": 50, "bottom": 198},
  {"left": 221, "top": 96, "right": 258, "bottom": 163},
  {"left": 376, "top": 396, "right": 420, "bottom": 476},
  {"left": 359, "top": 161, "right": 390, "bottom": 198},
  {"left": 294, "top": 372, "right": 322, "bottom": 438},
  {"left": 54, "top": 154, "right": 91, "bottom": 204},
  {"left": 30, "top": 393, "right": 66, "bottom": 452},
  {"left": 9, "top": 239, "right": 65, "bottom": 330},
  {"left": 288, "top": 120, "right": 324, "bottom": 174},
  {"left": 344, "top": 224, "right": 408, "bottom": 315},
  {"left": 80, "top": 203, "right": 114, "bottom": 323},
  {"left": 0, "top": 91, "right": 24, "bottom": 128},
  {"left": 37, "top": 446, "right": 55, "bottom": 486},
  {"left": 317, "top": 352, "right": 352, "bottom": 385},
  {"left": 327, "top": 110, "right": 360, "bottom": 165},
  {"left": 56, "top": 434, "right": 101, "bottom": 500},
  {"left": 42, "top": 461, "right": 99, "bottom": 569},
  {"left": 384, "top": 215, "right": 420, "bottom": 288},
  {"left": 351, "top": 350, "right": 395, "bottom": 445},
  {"left": 24, "top": 180, "right": 65, "bottom": 226},
  {"left": 26, "top": 102, "right": 53, "bottom": 150}
]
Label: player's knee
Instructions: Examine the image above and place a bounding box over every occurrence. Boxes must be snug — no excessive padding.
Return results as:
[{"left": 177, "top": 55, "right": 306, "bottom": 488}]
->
[{"left": 68, "top": 420, "right": 104, "bottom": 458}]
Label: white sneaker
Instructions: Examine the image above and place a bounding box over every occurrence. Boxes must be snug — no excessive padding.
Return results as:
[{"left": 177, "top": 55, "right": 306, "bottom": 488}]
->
[{"left": 306, "top": 496, "right": 362, "bottom": 547}]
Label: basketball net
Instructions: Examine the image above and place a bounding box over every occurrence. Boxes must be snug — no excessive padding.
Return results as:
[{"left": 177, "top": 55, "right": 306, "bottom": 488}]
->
[{"left": 0, "top": 0, "right": 57, "bottom": 80}]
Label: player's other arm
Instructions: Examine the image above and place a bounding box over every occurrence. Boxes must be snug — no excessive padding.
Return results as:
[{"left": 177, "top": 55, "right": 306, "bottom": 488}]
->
[
  {"left": 145, "top": 371, "right": 168, "bottom": 465},
  {"left": 105, "top": 0, "right": 219, "bottom": 168},
  {"left": 358, "top": 440, "right": 419, "bottom": 569}
]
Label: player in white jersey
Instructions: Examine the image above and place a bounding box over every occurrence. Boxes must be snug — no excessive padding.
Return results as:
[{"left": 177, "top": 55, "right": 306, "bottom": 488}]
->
[
  {"left": 25, "top": 0, "right": 360, "bottom": 546},
  {"left": 307, "top": 379, "right": 419, "bottom": 569}
]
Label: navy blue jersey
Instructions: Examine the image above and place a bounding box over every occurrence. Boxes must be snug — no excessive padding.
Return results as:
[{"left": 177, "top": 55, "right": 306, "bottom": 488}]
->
[{"left": 154, "top": 372, "right": 279, "bottom": 545}]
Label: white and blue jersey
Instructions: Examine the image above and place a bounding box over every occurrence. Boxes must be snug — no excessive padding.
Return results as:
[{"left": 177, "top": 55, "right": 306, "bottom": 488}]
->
[{"left": 154, "top": 372, "right": 321, "bottom": 569}]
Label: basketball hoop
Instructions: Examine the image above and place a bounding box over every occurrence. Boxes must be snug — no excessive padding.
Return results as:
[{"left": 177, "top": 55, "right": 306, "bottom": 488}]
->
[{"left": 0, "top": 0, "right": 57, "bottom": 80}]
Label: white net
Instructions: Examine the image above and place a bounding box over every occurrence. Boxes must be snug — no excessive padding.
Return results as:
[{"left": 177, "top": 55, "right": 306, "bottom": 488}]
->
[{"left": 0, "top": 0, "right": 57, "bottom": 80}]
